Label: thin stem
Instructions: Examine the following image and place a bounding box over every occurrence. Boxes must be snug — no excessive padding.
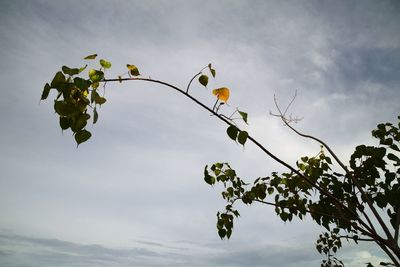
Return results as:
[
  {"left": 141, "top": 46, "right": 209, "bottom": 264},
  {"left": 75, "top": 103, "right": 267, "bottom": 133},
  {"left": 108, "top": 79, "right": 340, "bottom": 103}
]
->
[
  {"left": 395, "top": 205, "right": 400, "bottom": 242},
  {"left": 283, "top": 89, "right": 298, "bottom": 116},
  {"left": 186, "top": 65, "right": 208, "bottom": 94}
]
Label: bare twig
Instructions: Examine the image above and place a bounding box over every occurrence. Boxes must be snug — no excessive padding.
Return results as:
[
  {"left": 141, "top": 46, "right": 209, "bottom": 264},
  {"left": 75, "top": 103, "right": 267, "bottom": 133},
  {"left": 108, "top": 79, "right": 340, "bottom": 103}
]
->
[{"left": 271, "top": 92, "right": 395, "bottom": 245}]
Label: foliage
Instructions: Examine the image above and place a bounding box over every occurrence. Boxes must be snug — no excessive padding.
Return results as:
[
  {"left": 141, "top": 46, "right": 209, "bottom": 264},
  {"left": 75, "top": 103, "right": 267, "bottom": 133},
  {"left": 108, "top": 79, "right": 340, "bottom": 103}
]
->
[{"left": 41, "top": 54, "right": 400, "bottom": 266}]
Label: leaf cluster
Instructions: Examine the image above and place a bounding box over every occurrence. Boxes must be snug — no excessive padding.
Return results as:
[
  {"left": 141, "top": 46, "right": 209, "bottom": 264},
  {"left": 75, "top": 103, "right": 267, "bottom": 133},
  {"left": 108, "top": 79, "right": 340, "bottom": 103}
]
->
[{"left": 41, "top": 54, "right": 112, "bottom": 146}]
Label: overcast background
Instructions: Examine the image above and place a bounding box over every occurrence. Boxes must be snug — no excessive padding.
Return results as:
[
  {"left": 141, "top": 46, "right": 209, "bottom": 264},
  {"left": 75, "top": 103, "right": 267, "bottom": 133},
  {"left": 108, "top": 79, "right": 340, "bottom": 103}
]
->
[{"left": 1, "top": 0, "right": 399, "bottom": 266}]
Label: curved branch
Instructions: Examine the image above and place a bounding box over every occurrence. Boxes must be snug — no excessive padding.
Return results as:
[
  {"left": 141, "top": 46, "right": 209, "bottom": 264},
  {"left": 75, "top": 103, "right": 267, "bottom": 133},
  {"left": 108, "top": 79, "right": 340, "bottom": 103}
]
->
[
  {"left": 185, "top": 65, "right": 208, "bottom": 94},
  {"left": 103, "top": 77, "right": 384, "bottom": 251}
]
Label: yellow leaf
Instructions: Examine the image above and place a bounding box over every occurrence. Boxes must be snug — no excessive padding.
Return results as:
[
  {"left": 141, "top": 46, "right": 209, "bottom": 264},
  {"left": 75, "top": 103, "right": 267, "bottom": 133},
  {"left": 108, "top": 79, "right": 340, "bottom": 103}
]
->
[
  {"left": 212, "top": 87, "right": 230, "bottom": 102},
  {"left": 126, "top": 64, "right": 140, "bottom": 76}
]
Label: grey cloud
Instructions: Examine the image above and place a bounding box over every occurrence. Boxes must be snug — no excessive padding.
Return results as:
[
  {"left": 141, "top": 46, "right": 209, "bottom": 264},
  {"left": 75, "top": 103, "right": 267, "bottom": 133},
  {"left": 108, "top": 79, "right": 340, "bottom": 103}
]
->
[
  {"left": 134, "top": 239, "right": 188, "bottom": 251},
  {"left": 0, "top": 233, "right": 164, "bottom": 267},
  {"left": 0, "top": 1, "right": 399, "bottom": 267},
  {"left": 0, "top": 232, "right": 324, "bottom": 267}
]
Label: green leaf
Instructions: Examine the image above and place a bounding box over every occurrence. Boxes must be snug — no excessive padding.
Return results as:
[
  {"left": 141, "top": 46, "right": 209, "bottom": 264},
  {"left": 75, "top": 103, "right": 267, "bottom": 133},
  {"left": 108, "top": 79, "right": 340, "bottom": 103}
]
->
[
  {"left": 96, "top": 96, "right": 107, "bottom": 105},
  {"left": 59, "top": 117, "right": 71, "bottom": 130},
  {"left": 204, "top": 174, "right": 216, "bottom": 185},
  {"left": 78, "top": 65, "right": 87, "bottom": 73},
  {"left": 218, "top": 228, "right": 226, "bottom": 239},
  {"left": 74, "top": 129, "right": 92, "bottom": 146},
  {"left": 91, "top": 82, "right": 99, "bottom": 89},
  {"left": 208, "top": 63, "right": 216, "bottom": 78},
  {"left": 238, "top": 110, "right": 248, "bottom": 124},
  {"left": 84, "top": 54, "right": 97, "bottom": 60},
  {"left": 51, "top": 71, "right": 66, "bottom": 88},
  {"left": 100, "top": 59, "right": 112, "bottom": 69},
  {"left": 41, "top": 83, "right": 51, "bottom": 100},
  {"left": 74, "top": 77, "right": 91, "bottom": 90},
  {"left": 93, "top": 107, "right": 98, "bottom": 124},
  {"left": 227, "top": 125, "right": 239, "bottom": 141},
  {"left": 54, "top": 101, "right": 77, "bottom": 116},
  {"left": 91, "top": 89, "right": 106, "bottom": 105},
  {"left": 198, "top": 75, "right": 208, "bottom": 87},
  {"left": 71, "top": 114, "right": 89, "bottom": 132},
  {"left": 62, "top": 65, "right": 87, "bottom": 76},
  {"left": 226, "top": 229, "right": 232, "bottom": 239},
  {"left": 88, "top": 69, "right": 104, "bottom": 82},
  {"left": 91, "top": 90, "right": 99, "bottom": 104},
  {"left": 237, "top": 131, "right": 248, "bottom": 146},
  {"left": 62, "top": 66, "right": 80, "bottom": 76},
  {"left": 127, "top": 64, "right": 140, "bottom": 76}
]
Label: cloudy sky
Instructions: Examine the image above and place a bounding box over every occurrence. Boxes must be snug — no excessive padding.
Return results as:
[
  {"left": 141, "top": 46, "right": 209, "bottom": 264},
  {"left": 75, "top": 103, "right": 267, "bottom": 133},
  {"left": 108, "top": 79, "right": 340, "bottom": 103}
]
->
[{"left": 0, "top": 0, "right": 399, "bottom": 266}]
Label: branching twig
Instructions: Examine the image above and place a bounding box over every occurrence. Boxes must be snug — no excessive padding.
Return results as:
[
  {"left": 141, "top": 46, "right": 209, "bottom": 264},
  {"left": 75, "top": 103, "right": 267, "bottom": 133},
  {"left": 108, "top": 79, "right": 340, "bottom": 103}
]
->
[{"left": 271, "top": 92, "right": 395, "bottom": 246}]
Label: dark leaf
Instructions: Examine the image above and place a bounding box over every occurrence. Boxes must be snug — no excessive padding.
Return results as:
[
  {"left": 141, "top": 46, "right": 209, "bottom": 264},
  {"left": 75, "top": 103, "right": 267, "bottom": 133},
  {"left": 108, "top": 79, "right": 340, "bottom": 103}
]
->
[
  {"left": 227, "top": 125, "right": 239, "bottom": 141},
  {"left": 208, "top": 63, "right": 216, "bottom": 78},
  {"left": 238, "top": 110, "right": 248, "bottom": 124},
  {"left": 71, "top": 114, "right": 89, "bottom": 132},
  {"left": 93, "top": 107, "right": 98, "bottom": 124},
  {"left": 74, "top": 129, "right": 91, "bottom": 146},
  {"left": 387, "top": 153, "right": 399, "bottom": 163},
  {"left": 41, "top": 83, "right": 51, "bottom": 100},
  {"left": 59, "top": 117, "right": 71, "bottom": 130},
  {"left": 84, "top": 54, "right": 97, "bottom": 60},
  {"left": 198, "top": 74, "right": 209, "bottom": 87},
  {"left": 218, "top": 228, "right": 226, "bottom": 239},
  {"left": 74, "top": 77, "right": 91, "bottom": 90},
  {"left": 54, "top": 101, "right": 77, "bottom": 117},
  {"left": 237, "top": 131, "right": 248, "bottom": 146},
  {"left": 62, "top": 66, "right": 80, "bottom": 76},
  {"left": 96, "top": 96, "right": 107, "bottom": 105},
  {"left": 51, "top": 71, "right": 66, "bottom": 88},
  {"left": 204, "top": 174, "right": 216, "bottom": 185}
]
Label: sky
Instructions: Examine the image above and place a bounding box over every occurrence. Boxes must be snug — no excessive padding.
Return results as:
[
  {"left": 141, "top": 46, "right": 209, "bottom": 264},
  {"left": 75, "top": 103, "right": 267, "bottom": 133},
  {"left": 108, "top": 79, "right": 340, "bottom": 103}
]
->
[{"left": 0, "top": 0, "right": 399, "bottom": 266}]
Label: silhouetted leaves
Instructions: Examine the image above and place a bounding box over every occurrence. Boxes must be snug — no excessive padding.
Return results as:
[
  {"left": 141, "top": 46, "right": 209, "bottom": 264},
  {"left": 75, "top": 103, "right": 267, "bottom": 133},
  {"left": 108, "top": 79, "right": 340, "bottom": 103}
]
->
[
  {"left": 227, "top": 125, "right": 239, "bottom": 141},
  {"left": 198, "top": 74, "right": 208, "bottom": 87},
  {"left": 237, "top": 130, "right": 248, "bottom": 146},
  {"left": 238, "top": 110, "right": 248, "bottom": 124},
  {"left": 41, "top": 83, "right": 51, "bottom": 100},
  {"left": 208, "top": 63, "right": 216, "bottom": 78},
  {"left": 74, "top": 129, "right": 91, "bottom": 146}
]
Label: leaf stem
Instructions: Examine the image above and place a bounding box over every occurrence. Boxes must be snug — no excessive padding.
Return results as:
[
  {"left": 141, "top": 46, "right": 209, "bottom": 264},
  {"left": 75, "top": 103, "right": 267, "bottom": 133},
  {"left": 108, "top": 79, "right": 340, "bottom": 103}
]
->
[{"left": 186, "top": 65, "right": 209, "bottom": 94}]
